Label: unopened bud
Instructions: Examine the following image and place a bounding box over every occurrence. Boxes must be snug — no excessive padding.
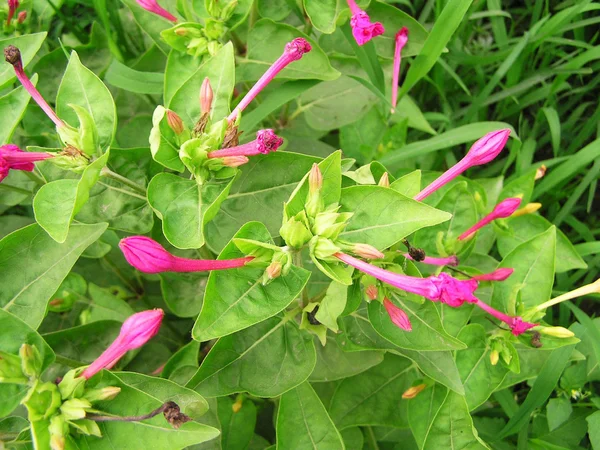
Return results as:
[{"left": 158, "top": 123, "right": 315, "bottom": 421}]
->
[
  {"left": 60, "top": 398, "right": 92, "bottom": 421},
  {"left": 17, "top": 11, "right": 27, "bottom": 23},
  {"left": 512, "top": 202, "right": 542, "bottom": 218},
  {"left": 19, "top": 344, "right": 42, "bottom": 378},
  {"left": 353, "top": 243, "right": 384, "bottom": 260},
  {"left": 175, "top": 28, "right": 187, "bottom": 36},
  {"left": 535, "top": 165, "right": 547, "bottom": 180},
  {"left": 539, "top": 326, "right": 575, "bottom": 339},
  {"left": 266, "top": 261, "right": 282, "bottom": 280},
  {"left": 83, "top": 386, "right": 122, "bottom": 402},
  {"left": 166, "top": 110, "right": 184, "bottom": 135},
  {"left": 232, "top": 395, "right": 243, "bottom": 413},
  {"left": 309, "top": 163, "right": 322, "bottom": 193},
  {"left": 365, "top": 285, "right": 378, "bottom": 300},
  {"left": 221, "top": 155, "right": 249, "bottom": 167},
  {"left": 51, "top": 435, "right": 65, "bottom": 450},
  {"left": 378, "top": 172, "right": 390, "bottom": 187},
  {"left": 490, "top": 349, "right": 499, "bottom": 366},
  {"left": 402, "top": 383, "right": 426, "bottom": 399},
  {"left": 200, "top": 77, "right": 213, "bottom": 114}
]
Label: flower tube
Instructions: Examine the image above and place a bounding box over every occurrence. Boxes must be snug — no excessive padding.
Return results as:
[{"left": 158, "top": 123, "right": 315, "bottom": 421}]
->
[{"left": 458, "top": 197, "right": 521, "bottom": 241}]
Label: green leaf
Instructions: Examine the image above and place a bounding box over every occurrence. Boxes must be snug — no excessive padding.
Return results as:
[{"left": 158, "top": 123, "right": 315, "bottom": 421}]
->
[
  {"left": 303, "top": 0, "right": 344, "bottom": 34},
  {"left": 390, "top": 170, "right": 421, "bottom": 197},
  {"left": 277, "top": 382, "right": 345, "bottom": 449},
  {"left": 339, "top": 185, "right": 451, "bottom": 250},
  {"left": 0, "top": 33, "right": 47, "bottom": 89},
  {"left": 105, "top": 59, "right": 164, "bottom": 95},
  {"left": 76, "top": 371, "right": 219, "bottom": 449},
  {"left": 147, "top": 173, "right": 234, "bottom": 249},
  {"left": 218, "top": 396, "right": 256, "bottom": 450},
  {"left": 497, "top": 215, "right": 587, "bottom": 273},
  {"left": 236, "top": 19, "right": 339, "bottom": 82},
  {"left": 160, "top": 272, "right": 207, "bottom": 318},
  {"left": 0, "top": 79, "right": 36, "bottom": 144},
  {"left": 87, "top": 284, "right": 135, "bottom": 322},
  {"left": 258, "top": 0, "right": 292, "bottom": 20},
  {"left": 0, "top": 222, "right": 107, "bottom": 328},
  {"left": 455, "top": 324, "right": 509, "bottom": 410},
  {"left": 329, "top": 353, "right": 416, "bottom": 429},
  {"left": 339, "top": 107, "right": 386, "bottom": 165},
  {"left": 56, "top": 51, "right": 116, "bottom": 150},
  {"left": 391, "top": 96, "right": 437, "bottom": 135},
  {"left": 168, "top": 43, "right": 235, "bottom": 129},
  {"left": 397, "top": 349, "right": 464, "bottom": 395},
  {"left": 399, "top": 0, "right": 474, "bottom": 96},
  {"left": 193, "top": 222, "right": 311, "bottom": 341},
  {"left": 586, "top": 411, "right": 600, "bottom": 450},
  {"left": 33, "top": 151, "right": 110, "bottom": 243},
  {"left": 314, "top": 282, "right": 347, "bottom": 332},
  {"left": 491, "top": 227, "right": 556, "bottom": 311},
  {"left": 188, "top": 315, "right": 316, "bottom": 397},
  {"left": 407, "top": 383, "right": 447, "bottom": 448}
]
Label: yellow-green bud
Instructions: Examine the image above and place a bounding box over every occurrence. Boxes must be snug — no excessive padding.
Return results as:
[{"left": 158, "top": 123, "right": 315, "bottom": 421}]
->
[
  {"left": 280, "top": 216, "right": 313, "bottom": 249},
  {"left": 311, "top": 237, "right": 340, "bottom": 260},
  {"left": 489, "top": 349, "right": 499, "bottom": 366},
  {"left": 378, "top": 172, "right": 390, "bottom": 187},
  {"left": 539, "top": 326, "right": 575, "bottom": 339},
  {"left": 60, "top": 398, "right": 92, "bottom": 421},
  {"left": 19, "top": 344, "right": 42, "bottom": 379},
  {"left": 83, "top": 386, "right": 122, "bottom": 402}
]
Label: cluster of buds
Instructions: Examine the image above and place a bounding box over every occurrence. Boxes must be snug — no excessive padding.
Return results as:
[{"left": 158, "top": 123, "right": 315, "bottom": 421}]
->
[
  {"left": 233, "top": 237, "right": 295, "bottom": 285},
  {"left": 161, "top": 21, "right": 224, "bottom": 58}
]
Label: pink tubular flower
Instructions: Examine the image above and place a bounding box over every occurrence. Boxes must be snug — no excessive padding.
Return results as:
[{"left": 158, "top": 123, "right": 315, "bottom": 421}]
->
[
  {"left": 207, "top": 129, "right": 283, "bottom": 159},
  {"left": 0, "top": 145, "right": 53, "bottom": 182},
  {"left": 391, "top": 27, "right": 409, "bottom": 112},
  {"left": 383, "top": 297, "right": 412, "bottom": 331},
  {"left": 135, "top": 0, "right": 177, "bottom": 22},
  {"left": 82, "top": 309, "right": 164, "bottom": 379},
  {"left": 471, "top": 268, "right": 514, "bottom": 282},
  {"left": 346, "top": 0, "right": 384, "bottom": 46},
  {"left": 119, "top": 236, "right": 254, "bottom": 274},
  {"left": 6, "top": 0, "right": 19, "bottom": 25},
  {"left": 227, "top": 38, "right": 311, "bottom": 122},
  {"left": 403, "top": 252, "right": 458, "bottom": 267},
  {"left": 4, "top": 46, "right": 65, "bottom": 128},
  {"left": 472, "top": 299, "right": 537, "bottom": 336},
  {"left": 458, "top": 197, "right": 522, "bottom": 241},
  {"left": 414, "top": 129, "right": 511, "bottom": 201}
]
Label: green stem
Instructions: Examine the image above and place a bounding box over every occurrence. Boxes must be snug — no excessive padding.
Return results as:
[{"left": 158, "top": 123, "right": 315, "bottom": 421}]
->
[
  {"left": 293, "top": 250, "right": 309, "bottom": 308},
  {"left": 365, "top": 426, "right": 380, "bottom": 450},
  {"left": 23, "top": 170, "right": 46, "bottom": 185},
  {"left": 101, "top": 168, "right": 147, "bottom": 195}
]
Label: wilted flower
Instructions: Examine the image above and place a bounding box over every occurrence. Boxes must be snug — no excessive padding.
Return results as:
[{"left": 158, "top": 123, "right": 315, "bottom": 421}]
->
[
  {"left": 228, "top": 38, "right": 311, "bottom": 122},
  {"left": 383, "top": 297, "right": 412, "bottom": 331},
  {"left": 82, "top": 309, "right": 164, "bottom": 379},
  {"left": 135, "top": 0, "right": 177, "bottom": 22},
  {"left": 458, "top": 197, "right": 522, "bottom": 240},
  {"left": 415, "top": 129, "right": 511, "bottom": 201},
  {"left": 207, "top": 129, "right": 283, "bottom": 160},
  {"left": 0, "top": 145, "right": 53, "bottom": 182},
  {"left": 346, "top": 0, "right": 384, "bottom": 46},
  {"left": 119, "top": 236, "right": 253, "bottom": 274},
  {"left": 391, "top": 27, "right": 409, "bottom": 112}
]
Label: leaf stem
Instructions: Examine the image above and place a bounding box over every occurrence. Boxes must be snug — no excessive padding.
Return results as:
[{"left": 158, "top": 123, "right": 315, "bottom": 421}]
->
[
  {"left": 365, "top": 426, "right": 380, "bottom": 450},
  {"left": 87, "top": 403, "right": 169, "bottom": 422},
  {"left": 101, "top": 168, "right": 147, "bottom": 195}
]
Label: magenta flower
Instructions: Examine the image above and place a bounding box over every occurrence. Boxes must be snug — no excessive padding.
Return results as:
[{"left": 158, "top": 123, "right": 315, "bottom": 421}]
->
[
  {"left": 403, "top": 252, "right": 458, "bottom": 267},
  {"left": 346, "top": 0, "right": 384, "bottom": 46},
  {"left": 119, "top": 236, "right": 254, "bottom": 274},
  {"left": 458, "top": 197, "right": 522, "bottom": 241},
  {"left": 414, "top": 129, "right": 511, "bottom": 201},
  {"left": 471, "top": 268, "right": 514, "bottom": 281},
  {"left": 0, "top": 144, "right": 53, "bottom": 182},
  {"left": 227, "top": 38, "right": 311, "bottom": 122},
  {"left": 391, "top": 27, "right": 409, "bottom": 112},
  {"left": 82, "top": 309, "right": 164, "bottom": 379},
  {"left": 4, "top": 46, "right": 65, "bottom": 128},
  {"left": 6, "top": 0, "right": 19, "bottom": 25},
  {"left": 384, "top": 297, "right": 412, "bottom": 331},
  {"left": 136, "top": 0, "right": 177, "bottom": 22},
  {"left": 473, "top": 299, "right": 536, "bottom": 336},
  {"left": 207, "top": 129, "right": 283, "bottom": 159}
]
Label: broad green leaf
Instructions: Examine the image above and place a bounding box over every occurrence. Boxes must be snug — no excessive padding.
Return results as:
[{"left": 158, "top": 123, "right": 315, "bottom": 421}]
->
[
  {"left": 188, "top": 315, "right": 316, "bottom": 397},
  {"left": 205, "top": 152, "right": 319, "bottom": 253},
  {"left": 56, "top": 51, "right": 116, "bottom": 150},
  {"left": 169, "top": 43, "right": 235, "bottom": 129},
  {"left": 546, "top": 398, "right": 573, "bottom": 431},
  {"left": 0, "top": 33, "right": 47, "bottom": 89},
  {"left": 236, "top": 19, "right": 339, "bottom": 82},
  {"left": 0, "top": 81, "right": 35, "bottom": 144},
  {"left": 277, "top": 382, "right": 345, "bottom": 449},
  {"left": 193, "top": 222, "right": 311, "bottom": 340},
  {"left": 0, "top": 215, "right": 34, "bottom": 239},
  {"left": 87, "top": 284, "right": 135, "bottom": 322},
  {"left": 329, "top": 353, "right": 417, "bottom": 429},
  {"left": 0, "top": 222, "right": 107, "bottom": 328},
  {"left": 258, "top": 0, "right": 292, "bottom": 20},
  {"left": 77, "top": 371, "right": 219, "bottom": 449},
  {"left": 303, "top": 0, "right": 345, "bottom": 34},
  {"left": 391, "top": 170, "right": 421, "bottom": 197},
  {"left": 397, "top": 349, "right": 464, "bottom": 395},
  {"left": 0, "top": 309, "right": 55, "bottom": 417},
  {"left": 338, "top": 304, "right": 402, "bottom": 352},
  {"left": 0, "top": 416, "right": 29, "bottom": 447},
  {"left": 455, "top": 324, "right": 508, "bottom": 410},
  {"left": 339, "top": 107, "right": 386, "bottom": 165},
  {"left": 147, "top": 173, "right": 234, "bottom": 249},
  {"left": 33, "top": 151, "right": 110, "bottom": 243},
  {"left": 162, "top": 340, "right": 201, "bottom": 385},
  {"left": 491, "top": 227, "right": 556, "bottom": 311},
  {"left": 160, "top": 272, "right": 207, "bottom": 318},
  {"left": 368, "top": 298, "right": 466, "bottom": 351},
  {"left": 497, "top": 215, "right": 586, "bottom": 273},
  {"left": 105, "top": 59, "right": 164, "bottom": 95},
  {"left": 339, "top": 185, "right": 451, "bottom": 250},
  {"left": 310, "top": 334, "right": 384, "bottom": 382},
  {"left": 218, "top": 396, "right": 256, "bottom": 450},
  {"left": 587, "top": 411, "right": 600, "bottom": 450},
  {"left": 407, "top": 383, "right": 448, "bottom": 448}
]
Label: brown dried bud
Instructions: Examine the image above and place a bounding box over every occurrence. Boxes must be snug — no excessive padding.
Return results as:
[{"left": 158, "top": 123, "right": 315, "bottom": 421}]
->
[
  {"left": 163, "top": 401, "right": 191, "bottom": 429},
  {"left": 4, "top": 45, "right": 22, "bottom": 66},
  {"left": 307, "top": 306, "right": 320, "bottom": 325},
  {"left": 222, "top": 122, "right": 241, "bottom": 148},
  {"left": 407, "top": 246, "right": 426, "bottom": 262},
  {"left": 192, "top": 113, "right": 209, "bottom": 137}
]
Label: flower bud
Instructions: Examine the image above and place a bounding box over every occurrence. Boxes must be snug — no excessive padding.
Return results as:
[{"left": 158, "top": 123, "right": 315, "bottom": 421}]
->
[
  {"left": 535, "top": 165, "right": 547, "bottom": 180},
  {"left": 472, "top": 268, "right": 514, "bottom": 282},
  {"left": 221, "top": 155, "right": 249, "bottom": 167},
  {"left": 308, "top": 163, "right": 323, "bottom": 193},
  {"left": 539, "top": 326, "right": 575, "bottom": 339},
  {"left": 402, "top": 383, "right": 426, "bottom": 399},
  {"left": 19, "top": 343, "right": 43, "bottom": 378},
  {"left": 49, "top": 416, "right": 67, "bottom": 450},
  {"left": 378, "top": 172, "right": 390, "bottom": 187},
  {"left": 466, "top": 129, "right": 511, "bottom": 166},
  {"left": 60, "top": 398, "right": 92, "bottom": 421},
  {"left": 311, "top": 237, "right": 341, "bottom": 260},
  {"left": 489, "top": 349, "right": 499, "bottom": 366},
  {"left": 365, "top": 285, "right": 378, "bottom": 301},
  {"left": 166, "top": 110, "right": 184, "bottom": 135},
  {"left": 83, "top": 386, "right": 122, "bottom": 402},
  {"left": 17, "top": 10, "right": 26, "bottom": 23},
  {"left": 200, "top": 77, "right": 213, "bottom": 115},
  {"left": 383, "top": 298, "right": 412, "bottom": 331},
  {"left": 280, "top": 214, "right": 313, "bottom": 248},
  {"left": 175, "top": 27, "right": 187, "bottom": 36},
  {"left": 353, "top": 243, "right": 384, "bottom": 260},
  {"left": 119, "top": 236, "right": 175, "bottom": 273},
  {"left": 512, "top": 202, "right": 542, "bottom": 218},
  {"left": 266, "top": 261, "right": 282, "bottom": 280}
]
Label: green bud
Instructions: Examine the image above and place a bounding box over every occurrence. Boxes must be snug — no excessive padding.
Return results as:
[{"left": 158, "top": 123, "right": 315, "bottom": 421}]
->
[
  {"left": 57, "top": 105, "right": 99, "bottom": 156},
  {"left": 539, "top": 326, "right": 575, "bottom": 339},
  {"left": 60, "top": 398, "right": 92, "bottom": 421},
  {"left": 205, "top": 0, "right": 237, "bottom": 20},
  {"left": 49, "top": 145, "right": 91, "bottom": 173},
  {"left": 207, "top": 40, "right": 222, "bottom": 56},
  {"left": 312, "top": 210, "right": 352, "bottom": 240},
  {"left": 204, "top": 19, "right": 225, "bottom": 39},
  {"left": 19, "top": 344, "right": 43, "bottom": 379},
  {"left": 280, "top": 215, "right": 313, "bottom": 248},
  {"left": 0, "top": 350, "right": 27, "bottom": 384},
  {"left": 49, "top": 415, "right": 67, "bottom": 450},
  {"left": 58, "top": 368, "right": 86, "bottom": 400},
  {"left": 83, "top": 386, "right": 121, "bottom": 403},
  {"left": 310, "top": 236, "right": 340, "bottom": 261},
  {"left": 24, "top": 381, "right": 62, "bottom": 421},
  {"left": 68, "top": 419, "right": 102, "bottom": 437}
]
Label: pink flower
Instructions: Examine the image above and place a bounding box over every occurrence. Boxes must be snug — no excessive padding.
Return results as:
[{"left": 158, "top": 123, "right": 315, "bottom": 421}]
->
[
  {"left": 228, "top": 38, "right": 311, "bottom": 122},
  {"left": 403, "top": 252, "right": 458, "bottom": 267},
  {"left": 119, "top": 236, "right": 254, "bottom": 274},
  {"left": 384, "top": 297, "right": 412, "bottom": 331},
  {"left": 473, "top": 299, "right": 537, "bottom": 336},
  {"left": 6, "top": 0, "right": 19, "bottom": 25},
  {"left": 4, "top": 46, "right": 65, "bottom": 128},
  {"left": 0, "top": 145, "right": 53, "bottom": 182},
  {"left": 346, "top": 0, "right": 384, "bottom": 46},
  {"left": 458, "top": 197, "right": 522, "bottom": 241},
  {"left": 82, "top": 309, "right": 164, "bottom": 379},
  {"left": 207, "top": 129, "right": 283, "bottom": 159},
  {"left": 136, "top": 0, "right": 177, "bottom": 22},
  {"left": 471, "top": 268, "right": 514, "bottom": 281},
  {"left": 414, "top": 129, "right": 511, "bottom": 201},
  {"left": 391, "top": 27, "right": 409, "bottom": 112}
]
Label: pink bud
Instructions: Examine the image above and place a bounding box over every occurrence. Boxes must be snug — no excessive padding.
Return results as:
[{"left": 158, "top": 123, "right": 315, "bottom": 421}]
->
[
  {"left": 82, "top": 309, "right": 164, "bottom": 379},
  {"left": 384, "top": 298, "right": 412, "bottom": 331},
  {"left": 353, "top": 243, "right": 384, "bottom": 260},
  {"left": 200, "top": 77, "right": 213, "bottom": 115},
  {"left": 391, "top": 27, "right": 409, "bottom": 111},
  {"left": 136, "top": 0, "right": 177, "bottom": 22},
  {"left": 207, "top": 129, "right": 283, "bottom": 159},
  {"left": 308, "top": 163, "right": 322, "bottom": 193},
  {"left": 472, "top": 268, "right": 514, "bottom": 281},
  {"left": 365, "top": 285, "right": 378, "bottom": 300},
  {"left": 284, "top": 37, "right": 312, "bottom": 61},
  {"left": 266, "top": 261, "right": 282, "bottom": 279},
  {"left": 6, "top": 0, "right": 18, "bottom": 25},
  {"left": 221, "top": 156, "right": 249, "bottom": 167},
  {"left": 458, "top": 197, "right": 522, "bottom": 241},
  {"left": 17, "top": 10, "right": 26, "bottom": 23},
  {"left": 166, "top": 110, "right": 184, "bottom": 135}
]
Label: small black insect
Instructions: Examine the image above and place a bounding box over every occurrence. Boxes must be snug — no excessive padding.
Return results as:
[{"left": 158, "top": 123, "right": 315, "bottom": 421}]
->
[{"left": 307, "top": 306, "right": 321, "bottom": 325}]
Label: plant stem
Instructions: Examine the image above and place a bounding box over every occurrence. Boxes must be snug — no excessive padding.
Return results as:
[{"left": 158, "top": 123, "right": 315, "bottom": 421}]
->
[
  {"left": 87, "top": 403, "right": 169, "bottom": 422},
  {"left": 365, "top": 426, "right": 380, "bottom": 450},
  {"left": 23, "top": 170, "right": 46, "bottom": 185},
  {"left": 101, "top": 168, "right": 147, "bottom": 195}
]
